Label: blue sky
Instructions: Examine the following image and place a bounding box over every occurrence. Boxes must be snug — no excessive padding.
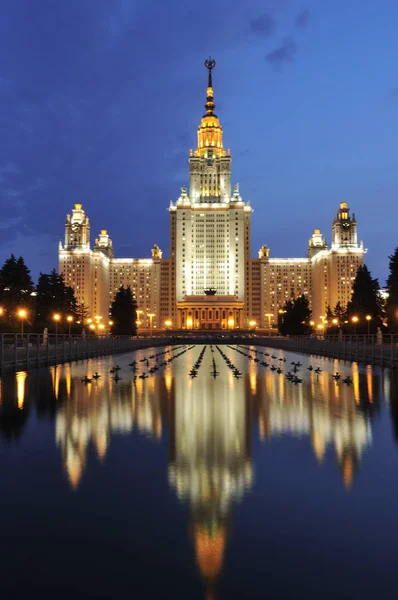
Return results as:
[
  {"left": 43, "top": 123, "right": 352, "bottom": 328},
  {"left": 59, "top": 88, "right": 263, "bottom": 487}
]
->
[{"left": 0, "top": 0, "right": 397, "bottom": 284}]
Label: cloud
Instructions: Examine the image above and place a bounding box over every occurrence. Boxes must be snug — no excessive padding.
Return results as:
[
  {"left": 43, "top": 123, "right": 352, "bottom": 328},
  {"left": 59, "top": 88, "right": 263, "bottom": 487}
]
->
[
  {"left": 266, "top": 37, "right": 297, "bottom": 69},
  {"left": 250, "top": 14, "right": 276, "bottom": 38},
  {"left": 295, "top": 8, "right": 311, "bottom": 29}
]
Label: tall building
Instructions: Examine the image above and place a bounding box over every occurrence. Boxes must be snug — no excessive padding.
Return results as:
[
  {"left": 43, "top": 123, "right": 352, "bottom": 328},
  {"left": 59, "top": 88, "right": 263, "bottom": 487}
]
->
[{"left": 59, "top": 60, "right": 365, "bottom": 330}]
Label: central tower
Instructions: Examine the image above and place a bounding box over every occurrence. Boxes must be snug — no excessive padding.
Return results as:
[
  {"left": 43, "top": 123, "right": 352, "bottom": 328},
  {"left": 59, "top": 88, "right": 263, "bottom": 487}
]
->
[
  {"left": 169, "top": 59, "right": 252, "bottom": 330},
  {"left": 189, "top": 58, "right": 231, "bottom": 203}
]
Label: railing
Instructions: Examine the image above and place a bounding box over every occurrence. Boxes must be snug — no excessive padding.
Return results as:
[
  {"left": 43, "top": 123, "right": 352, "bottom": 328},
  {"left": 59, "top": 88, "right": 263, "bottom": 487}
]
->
[
  {"left": 1, "top": 332, "right": 395, "bottom": 372},
  {"left": 252, "top": 334, "right": 398, "bottom": 367},
  {"left": 0, "top": 333, "right": 169, "bottom": 373}
]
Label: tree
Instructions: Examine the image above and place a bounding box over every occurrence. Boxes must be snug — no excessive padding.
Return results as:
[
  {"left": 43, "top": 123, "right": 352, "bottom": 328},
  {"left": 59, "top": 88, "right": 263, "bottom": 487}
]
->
[
  {"left": 0, "top": 254, "right": 34, "bottom": 328},
  {"left": 76, "top": 302, "right": 90, "bottom": 325},
  {"left": 34, "top": 269, "right": 78, "bottom": 329},
  {"left": 0, "top": 254, "right": 34, "bottom": 311},
  {"left": 386, "top": 247, "right": 398, "bottom": 332},
  {"left": 278, "top": 294, "right": 311, "bottom": 336},
  {"left": 333, "top": 301, "right": 345, "bottom": 323},
  {"left": 110, "top": 286, "right": 137, "bottom": 336},
  {"left": 346, "top": 264, "right": 383, "bottom": 332}
]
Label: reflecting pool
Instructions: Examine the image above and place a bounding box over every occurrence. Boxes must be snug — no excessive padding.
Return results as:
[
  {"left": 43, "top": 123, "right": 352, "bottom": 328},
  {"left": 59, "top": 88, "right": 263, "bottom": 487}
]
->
[{"left": 1, "top": 344, "right": 398, "bottom": 599}]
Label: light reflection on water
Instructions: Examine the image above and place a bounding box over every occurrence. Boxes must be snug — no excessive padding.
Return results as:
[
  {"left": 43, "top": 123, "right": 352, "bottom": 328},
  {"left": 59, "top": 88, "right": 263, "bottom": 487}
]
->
[{"left": 0, "top": 344, "right": 397, "bottom": 599}]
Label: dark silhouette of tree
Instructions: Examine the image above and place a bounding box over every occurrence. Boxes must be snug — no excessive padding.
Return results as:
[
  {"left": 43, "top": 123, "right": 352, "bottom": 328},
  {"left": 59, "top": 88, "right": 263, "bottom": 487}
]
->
[
  {"left": 346, "top": 265, "right": 383, "bottom": 332},
  {"left": 34, "top": 269, "right": 78, "bottom": 330},
  {"left": 386, "top": 247, "right": 398, "bottom": 332},
  {"left": 278, "top": 294, "right": 311, "bottom": 336},
  {"left": 0, "top": 255, "right": 34, "bottom": 326},
  {"left": 76, "top": 302, "right": 89, "bottom": 325},
  {"left": 110, "top": 286, "right": 137, "bottom": 336},
  {"left": 333, "top": 301, "right": 346, "bottom": 323}
]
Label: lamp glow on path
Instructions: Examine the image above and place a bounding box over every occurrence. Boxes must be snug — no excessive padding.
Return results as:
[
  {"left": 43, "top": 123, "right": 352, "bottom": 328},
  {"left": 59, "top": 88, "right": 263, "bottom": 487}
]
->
[
  {"left": 366, "top": 315, "right": 372, "bottom": 334},
  {"left": 18, "top": 309, "right": 27, "bottom": 335},
  {"left": 53, "top": 313, "right": 61, "bottom": 335},
  {"left": 148, "top": 313, "right": 155, "bottom": 335},
  {"left": 352, "top": 315, "right": 359, "bottom": 334},
  {"left": 265, "top": 313, "right": 273, "bottom": 335},
  {"left": 67, "top": 315, "right": 73, "bottom": 336}
]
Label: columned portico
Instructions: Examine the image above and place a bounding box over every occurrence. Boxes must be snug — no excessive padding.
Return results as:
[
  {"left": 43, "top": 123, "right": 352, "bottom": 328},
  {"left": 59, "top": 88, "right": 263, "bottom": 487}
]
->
[{"left": 177, "top": 295, "right": 244, "bottom": 330}]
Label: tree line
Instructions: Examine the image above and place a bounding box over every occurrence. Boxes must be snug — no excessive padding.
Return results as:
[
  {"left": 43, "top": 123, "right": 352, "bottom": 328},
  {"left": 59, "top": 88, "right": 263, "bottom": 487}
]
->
[
  {"left": 0, "top": 254, "right": 137, "bottom": 335},
  {"left": 278, "top": 248, "right": 398, "bottom": 335}
]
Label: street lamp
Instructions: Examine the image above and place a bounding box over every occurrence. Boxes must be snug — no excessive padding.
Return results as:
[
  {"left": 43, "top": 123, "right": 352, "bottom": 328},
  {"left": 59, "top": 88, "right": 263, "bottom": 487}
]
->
[
  {"left": 53, "top": 313, "right": 61, "bottom": 335},
  {"left": 265, "top": 313, "right": 273, "bottom": 335},
  {"left": 366, "top": 315, "right": 372, "bottom": 334},
  {"left": 67, "top": 315, "right": 73, "bottom": 336},
  {"left": 249, "top": 320, "right": 256, "bottom": 329},
  {"left": 310, "top": 320, "right": 315, "bottom": 327},
  {"left": 148, "top": 313, "right": 155, "bottom": 335},
  {"left": 352, "top": 315, "right": 359, "bottom": 334},
  {"left": 18, "top": 309, "right": 27, "bottom": 336},
  {"left": 165, "top": 320, "right": 172, "bottom": 330}
]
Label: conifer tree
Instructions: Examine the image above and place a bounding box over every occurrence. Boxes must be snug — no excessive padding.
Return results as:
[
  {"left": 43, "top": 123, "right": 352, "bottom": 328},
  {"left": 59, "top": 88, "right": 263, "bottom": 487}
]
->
[
  {"left": 333, "top": 301, "right": 345, "bottom": 323},
  {"left": 278, "top": 294, "right": 311, "bottom": 336},
  {"left": 34, "top": 269, "right": 78, "bottom": 328},
  {"left": 110, "top": 286, "right": 137, "bottom": 336},
  {"left": 346, "top": 265, "right": 383, "bottom": 332},
  {"left": 386, "top": 248, "right": 398, "bottom": 332},
  {"left": 0, "top": 254, "right": 34, "bottom": 325}
]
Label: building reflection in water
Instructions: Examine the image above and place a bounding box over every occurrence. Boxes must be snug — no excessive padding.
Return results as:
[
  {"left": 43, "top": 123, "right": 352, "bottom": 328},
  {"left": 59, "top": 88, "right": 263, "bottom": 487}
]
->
[
  {"left": 16, "top": 371, "right": 27, "bottom": 410},
  {"left": 0, "top": 348, "right": 383, "bottom": 597},
  {"left": 168, "top": 365, "right": 252, "bottom": 598},
  {"left": 252, "top": 364, "right": 372, "bottom": 490}
]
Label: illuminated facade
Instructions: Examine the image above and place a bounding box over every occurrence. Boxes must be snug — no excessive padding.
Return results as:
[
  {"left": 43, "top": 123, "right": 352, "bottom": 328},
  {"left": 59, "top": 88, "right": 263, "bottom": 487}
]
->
[{"left": 58, "top": 60, "right": 365, "bottom": 330}]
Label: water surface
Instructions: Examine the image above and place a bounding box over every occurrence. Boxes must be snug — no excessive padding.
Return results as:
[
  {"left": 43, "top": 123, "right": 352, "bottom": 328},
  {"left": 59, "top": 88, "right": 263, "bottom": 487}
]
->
[{"left": 1, "top": 344, "right": 398, "bottom": 599}]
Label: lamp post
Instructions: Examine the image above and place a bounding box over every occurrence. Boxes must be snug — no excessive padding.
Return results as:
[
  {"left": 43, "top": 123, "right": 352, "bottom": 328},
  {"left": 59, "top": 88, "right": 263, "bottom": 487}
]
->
[
  {"left": 165, "top": 320, "right": 172, "bottom": 330},
  {"left": 67, "top": 315, "right": 73, "bottom": 336},
  {"left": 249, "top": 320, "right": 256, "bottom": 330},
  {"left": 53, "top": 313, "right": 61, "bottom": 336},
  {"left": 366, "top": 315, "right": 372, "bottom": 334},
  {"left": 148, "top": 313, "right": 155, "bottom": 336},
  {"left": 18, "top": 309, "right": 27, "bottom": 336},
  {"left": 352, "top": 316, "right": 359, "bottom": 334},
  {"left": 265, "top": 313, "right": 273, "bottom": 336}
]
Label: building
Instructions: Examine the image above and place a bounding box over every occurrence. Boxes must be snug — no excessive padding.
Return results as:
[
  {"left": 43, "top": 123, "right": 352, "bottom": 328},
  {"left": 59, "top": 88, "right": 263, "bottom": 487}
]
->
[{"left": 59, "top": 60, "right": 365, "bottom": 331}]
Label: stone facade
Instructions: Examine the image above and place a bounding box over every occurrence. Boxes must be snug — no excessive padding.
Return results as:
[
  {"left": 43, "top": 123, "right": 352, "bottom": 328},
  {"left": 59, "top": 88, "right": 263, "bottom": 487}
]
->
[{"left": 58, "top": 63, "right": 365, "bottom": 331}]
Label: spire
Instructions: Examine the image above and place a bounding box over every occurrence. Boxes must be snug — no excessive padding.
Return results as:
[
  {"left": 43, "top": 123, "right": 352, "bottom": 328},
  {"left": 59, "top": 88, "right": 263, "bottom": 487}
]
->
[
  {"left": 195, "top": 58, "right": 226, "bottom": 159},
  {"left": 204, "top": 57, "right": 216, "bottom": 116}
]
